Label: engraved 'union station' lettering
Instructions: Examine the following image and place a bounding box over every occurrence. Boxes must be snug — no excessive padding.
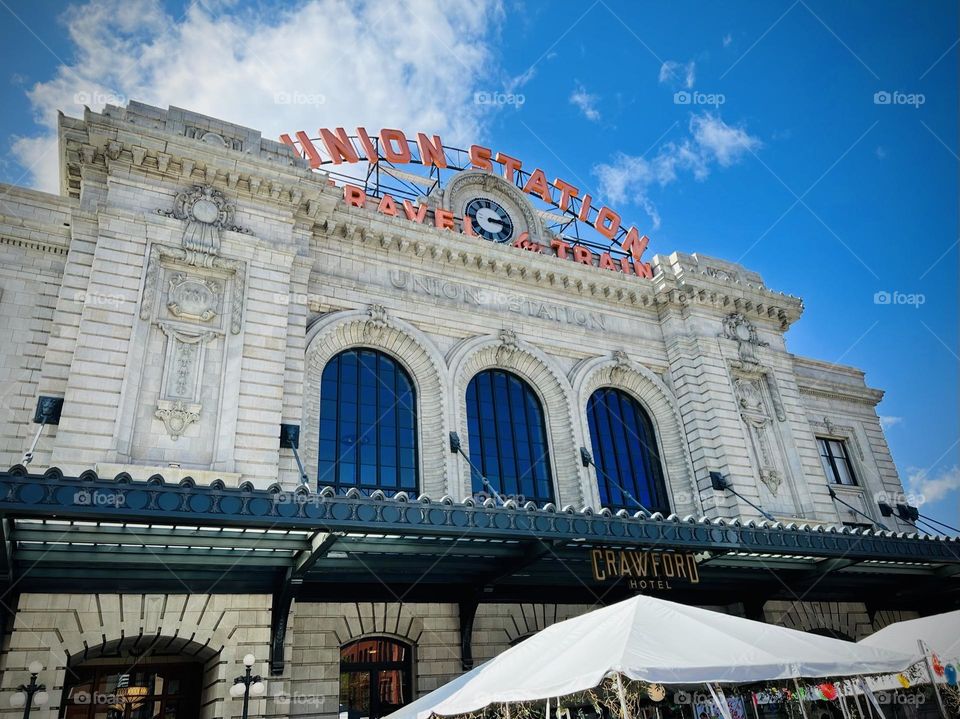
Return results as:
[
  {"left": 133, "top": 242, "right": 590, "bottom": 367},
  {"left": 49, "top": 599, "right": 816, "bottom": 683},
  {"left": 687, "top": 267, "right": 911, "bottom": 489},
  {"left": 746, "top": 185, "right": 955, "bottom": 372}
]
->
[{"left": 390, "top": 271, "right": 606, "bottom": 331}]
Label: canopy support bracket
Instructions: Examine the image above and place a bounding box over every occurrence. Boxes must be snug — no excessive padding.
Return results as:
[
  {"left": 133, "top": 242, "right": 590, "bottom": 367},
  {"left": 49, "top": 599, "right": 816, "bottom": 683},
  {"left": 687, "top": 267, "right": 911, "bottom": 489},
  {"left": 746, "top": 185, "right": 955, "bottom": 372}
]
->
[
  {"left": 269, "top": 569, "right": 302, "bottom": 676},
  {"left": 458, "top": 597, "right": 479, "bottom": 671}
]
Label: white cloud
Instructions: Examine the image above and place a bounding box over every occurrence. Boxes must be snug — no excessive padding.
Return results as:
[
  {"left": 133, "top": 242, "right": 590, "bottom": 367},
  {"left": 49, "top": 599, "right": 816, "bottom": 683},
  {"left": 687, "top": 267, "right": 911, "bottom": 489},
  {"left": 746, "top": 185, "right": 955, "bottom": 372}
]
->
[
  {"left": 506, "top": 66, "right": 536, "bottom": 92},
  {"left": 722, "top": 34, "right": 733, "bottom": 48},
  {"left": 658, "top": 60, "right": 696, "bottom": 89},
  {"left": 879, "top": 415, "right": 902, "bottom": 429},
  {"left": 907, "top": 465, "right": 960, "bottom": 505},
  {"left": 691, "top": 113, "right": 761, "bottom": 166},
  {"left": 569, "top": 83, "right": 600, "bottom": 121},
  {"left": 593, "top": 113, "right": 760, "bottom": 228},
  {"left": 10, "top": 0, "right": 505, "bottom": 192}
]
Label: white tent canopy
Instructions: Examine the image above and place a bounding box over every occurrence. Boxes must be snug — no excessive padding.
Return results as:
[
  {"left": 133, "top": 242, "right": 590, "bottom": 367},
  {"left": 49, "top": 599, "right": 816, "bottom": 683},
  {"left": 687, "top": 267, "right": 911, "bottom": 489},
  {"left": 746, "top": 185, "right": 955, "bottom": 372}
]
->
[
  {"left": 387, "top": 595, "right": 915, "bottom": 719},
  {"left": 859, "top": 609, "right": 960, "bottom": 663}
]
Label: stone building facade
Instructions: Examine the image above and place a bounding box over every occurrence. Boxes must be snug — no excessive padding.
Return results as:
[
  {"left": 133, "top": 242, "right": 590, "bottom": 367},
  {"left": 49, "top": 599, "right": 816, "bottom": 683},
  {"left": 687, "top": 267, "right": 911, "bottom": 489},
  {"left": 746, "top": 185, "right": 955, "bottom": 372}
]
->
[{"left": 0, "top": 102, "right": 941, "bottom": 718}]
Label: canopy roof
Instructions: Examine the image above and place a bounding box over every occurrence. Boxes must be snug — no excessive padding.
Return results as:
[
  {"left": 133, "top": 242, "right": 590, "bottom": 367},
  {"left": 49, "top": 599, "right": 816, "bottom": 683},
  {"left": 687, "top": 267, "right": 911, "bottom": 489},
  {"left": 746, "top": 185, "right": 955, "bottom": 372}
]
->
[
  {"left": 860, "top": 610, "right": 960, "bottom": 662},
  {"left": 388, "top": 595, "right": 915, "bottom": 719},
  {"left": 1, "top": 466, "right": 957, "bottom": 604}
]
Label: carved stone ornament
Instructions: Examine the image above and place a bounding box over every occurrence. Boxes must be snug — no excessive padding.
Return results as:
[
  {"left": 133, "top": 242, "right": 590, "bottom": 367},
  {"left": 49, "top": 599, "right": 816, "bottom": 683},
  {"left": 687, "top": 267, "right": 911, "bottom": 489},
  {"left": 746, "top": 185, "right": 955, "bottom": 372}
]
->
[
  {"left": 155, "top": 399, "right": 201, "bottom": 441},
  {"left": 158, "top": 185, "right": 251, "bottom": 263},
  {"left": 705, "top": 266, "right": 736, "bottom": 282},
  {"left": 722, "top": 312, "right": 768, "bottom": 365},
  {"left": 140, "top": 244, "right": 246, "bottom": 334},
  {"left": 167, "top": 273, "right": 221, "bottom": 323},
  {"left": 362, "top": 304, "right": 389, "bottom": 341},
  {"left": 759, "top": 468, "right": 782, "bottom": 495},
  {"left": 610, "top": 350, "right": 632, "bottom": 383},
  {"left": 495, "top": 328, "right": 520, "bottom": 364},
  {"left": 735, "top": 378, "right": 764, "bottom": 412},
  {"left": 734, "top": 377, "right": 783, "bottom": 495}
]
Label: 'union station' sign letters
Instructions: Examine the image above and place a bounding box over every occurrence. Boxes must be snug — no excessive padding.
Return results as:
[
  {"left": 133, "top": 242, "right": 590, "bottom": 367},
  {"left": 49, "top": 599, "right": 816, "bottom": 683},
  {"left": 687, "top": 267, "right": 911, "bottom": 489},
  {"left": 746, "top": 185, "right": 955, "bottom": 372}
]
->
[{"left": 281, "top": 126, "right": 654, "bottom": 279}]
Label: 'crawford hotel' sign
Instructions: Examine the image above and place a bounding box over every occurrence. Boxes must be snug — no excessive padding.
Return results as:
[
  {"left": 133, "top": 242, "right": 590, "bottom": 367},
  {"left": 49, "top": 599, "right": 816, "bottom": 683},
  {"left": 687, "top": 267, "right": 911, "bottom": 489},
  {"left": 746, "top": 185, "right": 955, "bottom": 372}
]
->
[
  {"left": 0, "top": 101, "right": 954, "bottom": 719},
  {"left": 591, "top": 549, "right": 702, "bottom": 591}
]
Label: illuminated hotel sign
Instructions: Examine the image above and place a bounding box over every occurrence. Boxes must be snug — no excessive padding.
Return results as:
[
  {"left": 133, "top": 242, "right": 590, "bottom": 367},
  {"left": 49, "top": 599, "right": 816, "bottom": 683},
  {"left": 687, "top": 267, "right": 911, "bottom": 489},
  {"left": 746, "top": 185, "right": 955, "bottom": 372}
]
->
[
  {"left": 280, "top": 126, "right": 654, "bottom": 279},
  {"left": 590, "top": 548, "right": 701, "bottom": 591}
]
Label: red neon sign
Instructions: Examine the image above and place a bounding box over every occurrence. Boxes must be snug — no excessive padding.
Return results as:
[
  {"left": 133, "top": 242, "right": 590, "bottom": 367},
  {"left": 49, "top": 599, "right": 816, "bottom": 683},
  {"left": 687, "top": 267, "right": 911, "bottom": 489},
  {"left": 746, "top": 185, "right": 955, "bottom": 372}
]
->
[{"left": 281, "top": 126, "right": 653, "bottom": 279}]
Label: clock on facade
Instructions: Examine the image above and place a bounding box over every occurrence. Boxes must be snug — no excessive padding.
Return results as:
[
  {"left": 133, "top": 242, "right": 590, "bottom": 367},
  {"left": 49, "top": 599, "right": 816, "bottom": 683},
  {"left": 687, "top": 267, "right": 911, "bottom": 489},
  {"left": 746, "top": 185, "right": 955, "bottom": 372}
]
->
[{"left": 464, "top": 198, "right": 514, "bottom": 243}]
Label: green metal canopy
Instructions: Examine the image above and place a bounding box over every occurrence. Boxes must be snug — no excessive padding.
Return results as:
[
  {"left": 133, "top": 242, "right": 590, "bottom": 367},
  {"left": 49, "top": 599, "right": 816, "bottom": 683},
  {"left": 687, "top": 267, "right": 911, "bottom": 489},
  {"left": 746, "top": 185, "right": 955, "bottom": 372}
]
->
[{"left": 0, "top": 465, "right": 957, "bottom": 674}]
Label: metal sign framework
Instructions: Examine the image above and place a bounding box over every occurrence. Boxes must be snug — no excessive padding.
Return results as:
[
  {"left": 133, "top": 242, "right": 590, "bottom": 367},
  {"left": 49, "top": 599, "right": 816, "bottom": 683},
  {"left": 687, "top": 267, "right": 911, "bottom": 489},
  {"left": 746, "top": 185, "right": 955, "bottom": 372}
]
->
[{"left": 286, "top": 134, "right": 641, "bottom": 261}]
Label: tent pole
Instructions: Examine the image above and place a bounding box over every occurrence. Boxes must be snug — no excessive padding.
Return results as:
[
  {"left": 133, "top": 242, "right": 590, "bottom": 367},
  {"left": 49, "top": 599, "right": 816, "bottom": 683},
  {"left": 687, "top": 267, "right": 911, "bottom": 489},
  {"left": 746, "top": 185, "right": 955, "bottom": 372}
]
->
[
  {"left": 859, "top": 677, "right": 889, "bottom": 719},
  {"left": 852, "top": 681, "right": 873, "bottom": 719},
  {"left": 792, "top": 679, "right": 810, "bottom": 719},
  {"left": 749, "top": 692, "right": 760, "bottom": 719},
  {"left": 919, "top": 640, "right": 949, "bottom": 719},
  {"left": 837, "top": 685, "right": 851, "bottom": 719},
  {"left": 615, "top": 673, "right": 631, "bottom": 719},
  {"left": 705, "top": 684, "right": 733, "bottom": 719}
]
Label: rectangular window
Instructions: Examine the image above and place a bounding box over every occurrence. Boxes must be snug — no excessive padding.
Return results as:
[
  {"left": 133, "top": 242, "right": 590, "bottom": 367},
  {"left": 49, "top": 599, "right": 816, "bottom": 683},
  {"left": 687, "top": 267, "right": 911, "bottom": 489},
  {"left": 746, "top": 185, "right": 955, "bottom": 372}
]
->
[{"left": 817, "top": 437, "right": 858, "bottom": 486}]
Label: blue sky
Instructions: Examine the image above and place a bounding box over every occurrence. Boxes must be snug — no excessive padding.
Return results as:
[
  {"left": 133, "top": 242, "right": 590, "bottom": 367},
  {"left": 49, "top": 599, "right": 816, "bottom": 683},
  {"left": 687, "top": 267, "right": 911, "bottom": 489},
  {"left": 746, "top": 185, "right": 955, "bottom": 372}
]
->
[{"left": 0, "top": 0, "right": 957, "bottom": 529}]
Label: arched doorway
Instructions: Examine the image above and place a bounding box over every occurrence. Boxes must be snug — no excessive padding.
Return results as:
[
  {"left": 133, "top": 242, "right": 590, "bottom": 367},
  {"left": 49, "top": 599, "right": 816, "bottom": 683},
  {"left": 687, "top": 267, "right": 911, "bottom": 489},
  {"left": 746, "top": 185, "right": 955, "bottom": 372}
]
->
[
  {"left": 339, "top": 637, "right": 413, "bottom": 719},
  {"left": 61, "top": 636, "right": 212, "bottom": 718}
]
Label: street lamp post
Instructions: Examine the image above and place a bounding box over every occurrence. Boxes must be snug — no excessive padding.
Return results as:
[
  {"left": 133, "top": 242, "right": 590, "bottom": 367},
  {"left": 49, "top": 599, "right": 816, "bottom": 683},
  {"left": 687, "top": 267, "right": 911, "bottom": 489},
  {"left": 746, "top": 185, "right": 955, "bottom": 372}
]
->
[
  {"left": 10, "top": 661, "right": 49, "bottom": 719},
  {"left": 230, "top": 653, "right": 265, "bottom": 719}
]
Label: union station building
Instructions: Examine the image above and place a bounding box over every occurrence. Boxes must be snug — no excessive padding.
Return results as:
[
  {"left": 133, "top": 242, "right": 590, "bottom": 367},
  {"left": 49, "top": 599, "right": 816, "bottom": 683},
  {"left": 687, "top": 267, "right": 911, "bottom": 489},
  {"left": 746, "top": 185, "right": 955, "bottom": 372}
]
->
[{"left": 0, "top": 102, "right": 955, "bottom": 718}]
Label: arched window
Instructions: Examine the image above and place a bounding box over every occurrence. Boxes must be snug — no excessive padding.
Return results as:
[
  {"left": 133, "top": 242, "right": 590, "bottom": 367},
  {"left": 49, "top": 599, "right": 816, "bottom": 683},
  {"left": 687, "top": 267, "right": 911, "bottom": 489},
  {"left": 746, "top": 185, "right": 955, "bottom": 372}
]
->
[
  {"left": 466, "top": 369, "right": 554, "bottom": 505},
  {"left": 339, "top": 637, "right": 413, "bottom": 719},
  {"left": 318, "top": 349, "right": 418, "bottom": 495},
  {"left": 586, "top": 387, "right": 669, "bottom": 514}
]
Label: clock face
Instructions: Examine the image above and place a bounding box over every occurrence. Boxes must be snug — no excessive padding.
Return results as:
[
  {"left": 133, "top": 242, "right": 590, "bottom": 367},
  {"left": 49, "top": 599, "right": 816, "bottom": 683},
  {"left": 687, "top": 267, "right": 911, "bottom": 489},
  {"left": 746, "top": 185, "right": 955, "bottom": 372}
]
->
[{"left": 465, "top": 198, "right": 514, "bottom": 243}]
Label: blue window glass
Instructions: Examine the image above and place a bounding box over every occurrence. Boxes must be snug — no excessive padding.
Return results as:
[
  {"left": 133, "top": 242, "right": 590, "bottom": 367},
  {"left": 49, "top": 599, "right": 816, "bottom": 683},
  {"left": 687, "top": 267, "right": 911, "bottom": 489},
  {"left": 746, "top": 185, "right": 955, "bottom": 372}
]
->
[
  {"left": 586, "top": 387, "right": 668, "bottom": 514},
  {"left": 318, "top": 349, "right": 418, "bottom": 495},
  {"left": 466, "top": 369, "right": 554, "bottom": 505}
]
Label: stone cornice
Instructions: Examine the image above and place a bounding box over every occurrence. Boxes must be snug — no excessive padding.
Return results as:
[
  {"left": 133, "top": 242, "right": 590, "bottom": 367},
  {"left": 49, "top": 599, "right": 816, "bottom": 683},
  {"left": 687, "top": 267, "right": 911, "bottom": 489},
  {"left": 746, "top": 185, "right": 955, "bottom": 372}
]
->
[
  {"left": 0, "top": 235, "right": 68, "bottom": 256},
  {"left": 59, "top": 110, "right": 337, "bottom": 222},
  {"left": 797, "top": 381, "right": 885, "bottom": 407},
  {"left": 322, "top": 204, "right": 805, "bottom": 329},
  {"left": 792, "top": 356, "right": 884, "bottom": 406}
]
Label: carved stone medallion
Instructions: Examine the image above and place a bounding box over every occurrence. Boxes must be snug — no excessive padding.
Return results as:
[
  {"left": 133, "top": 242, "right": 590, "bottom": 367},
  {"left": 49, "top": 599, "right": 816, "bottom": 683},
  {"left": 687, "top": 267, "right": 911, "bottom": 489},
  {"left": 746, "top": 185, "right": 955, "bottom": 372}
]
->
[
  {"left": 167, "top": 273, "right": 221, "bottom": 323},
  {"left": 721, "top": 312, "right": 768, "bottom": 365},
  {"left": 155, "top": 400, "right": 201, "bottom": 441}
]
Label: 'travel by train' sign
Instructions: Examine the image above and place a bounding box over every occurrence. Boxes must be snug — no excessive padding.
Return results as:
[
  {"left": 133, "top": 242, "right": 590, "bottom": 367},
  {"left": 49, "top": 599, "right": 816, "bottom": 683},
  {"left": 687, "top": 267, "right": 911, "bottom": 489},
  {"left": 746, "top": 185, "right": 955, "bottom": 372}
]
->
[
  {"left": 280, "top": 126, "right": 654, "bottom": 279},
  {"left": 590, "top": 548, "right": 701, "bottom": 591}
]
